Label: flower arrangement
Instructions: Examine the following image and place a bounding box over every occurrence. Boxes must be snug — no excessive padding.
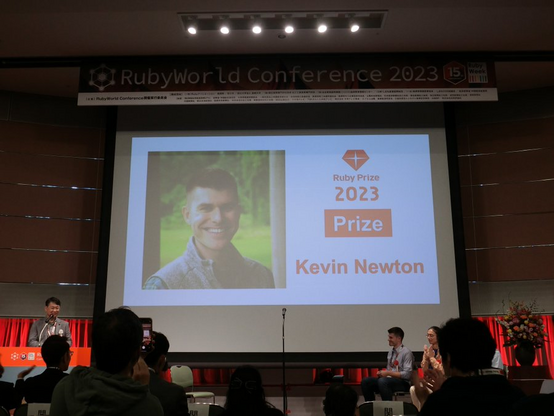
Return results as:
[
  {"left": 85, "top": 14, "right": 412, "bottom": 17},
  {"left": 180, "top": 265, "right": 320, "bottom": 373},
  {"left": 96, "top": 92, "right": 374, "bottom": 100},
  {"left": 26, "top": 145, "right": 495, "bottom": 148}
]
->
[{"left": 496, "top": 300, "right": 548, "bottom": 348}]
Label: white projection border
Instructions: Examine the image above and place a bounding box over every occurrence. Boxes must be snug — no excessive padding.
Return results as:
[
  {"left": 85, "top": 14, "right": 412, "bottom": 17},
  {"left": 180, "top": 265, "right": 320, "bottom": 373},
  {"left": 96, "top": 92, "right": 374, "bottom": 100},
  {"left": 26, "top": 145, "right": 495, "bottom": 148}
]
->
[{"left": 106, "top": 128, "right": 459, "bottom": 353}]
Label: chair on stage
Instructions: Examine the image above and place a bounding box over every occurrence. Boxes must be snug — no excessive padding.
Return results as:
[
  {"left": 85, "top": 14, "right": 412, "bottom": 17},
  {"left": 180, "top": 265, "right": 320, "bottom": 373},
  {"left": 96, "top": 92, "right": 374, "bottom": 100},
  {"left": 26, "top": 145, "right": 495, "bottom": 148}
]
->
[
  {"left": 170, "top": 365, "right": 216, "bottom": 403},
  {"left": 359, "top": 400, "right": 418, "bottom": 416},
  {"left": 14, "top": 403, "right": 52, "bottom": 416},
  {"left": 188, "top": 403, "right": 226, "bottom": 416},
  {"left": 0, "top": 407, "right": 9, "bottom": 416}
]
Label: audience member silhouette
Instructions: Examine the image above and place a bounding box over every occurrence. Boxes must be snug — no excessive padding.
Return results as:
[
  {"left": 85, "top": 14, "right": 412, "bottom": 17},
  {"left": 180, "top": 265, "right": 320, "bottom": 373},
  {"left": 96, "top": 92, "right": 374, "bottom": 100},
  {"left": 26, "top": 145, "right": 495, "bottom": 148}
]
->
[
  {"left": 0, "top": 353, "right": 21, "bottom": 411},
  {"left": 323, "top": 383, "right": 359, "bottom": 416},
  {"left": 509, "top": 392, "right": 554, "bottom": 416},
  {"left": 144, "top": 331, "right": 189, "bottom": 416},
  {"left": 15, "top": 335, "right": 70, "bottom": 403},
  {"left": 417, "top": 318, "right": 525, "bottom": 416},
  {"left": 50, "top": 307, "right": 163, "bottom": 416},
  {"left": 224, "top": 365, "right": 283, "bottom": 416}
]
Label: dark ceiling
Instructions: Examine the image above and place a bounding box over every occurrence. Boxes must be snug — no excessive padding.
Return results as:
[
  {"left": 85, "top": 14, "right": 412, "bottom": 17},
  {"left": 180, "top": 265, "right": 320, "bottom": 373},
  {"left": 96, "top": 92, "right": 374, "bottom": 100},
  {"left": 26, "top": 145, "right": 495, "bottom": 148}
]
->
[{"left": 1, "top": 0, "right": 553, "bottom": 97}]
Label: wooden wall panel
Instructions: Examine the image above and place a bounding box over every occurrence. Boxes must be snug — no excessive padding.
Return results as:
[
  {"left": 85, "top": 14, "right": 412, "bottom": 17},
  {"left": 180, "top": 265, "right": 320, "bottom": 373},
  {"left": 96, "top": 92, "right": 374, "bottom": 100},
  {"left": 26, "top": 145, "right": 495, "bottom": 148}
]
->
[
  {"left": 459, "top": 186, "right": 474, "bottom": 218},
  {"left": 0, "top": 120, "right": 104, "bottom": 157},
  {"left": 456, "top": 125, "right": 470, "bottom": 155},
  {"left": 457, "top": 157, "right": 472, "bottom": 187},
  {"left": 0, "top": 250, "right": 97, "bottom": 284},
  {"left": 466, "top": 117, "right": 554, "bottom": 153},
  {"left": 464, "top": 212, "right": 554, "bottom": 249},
  {"left": 469, "top": 247, "right": 554, "bottom": 282},
  {"left": 0, "top": 152, "right": 103, "bottom": 188},
  {"left": 466, "top": 148, "right": 554, "bottom": 184},
  {"left": 0, "top": 217, "right": 99, "bottom": 250},
  {"left": 0, "top": 98, "right": 105, "bottom": 287},
  {"left": 464, "top": 181, "right": 554, "bottom": 217},
  {"left": 457, "top": 91, "right": 554, "bottom": 284},
  {"left": 462, "top": 220, "right": 476, "bottom": 250},
  {"left": 0, "top": 183, "right": 102, "bottom": 219}
]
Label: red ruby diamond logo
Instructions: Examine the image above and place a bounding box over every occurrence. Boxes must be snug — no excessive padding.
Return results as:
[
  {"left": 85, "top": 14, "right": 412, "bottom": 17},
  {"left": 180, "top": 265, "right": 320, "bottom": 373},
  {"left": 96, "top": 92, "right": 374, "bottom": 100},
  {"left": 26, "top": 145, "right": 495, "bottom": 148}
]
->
[{"left": 342, "top": 150, "right": 369, "bottom": 171}]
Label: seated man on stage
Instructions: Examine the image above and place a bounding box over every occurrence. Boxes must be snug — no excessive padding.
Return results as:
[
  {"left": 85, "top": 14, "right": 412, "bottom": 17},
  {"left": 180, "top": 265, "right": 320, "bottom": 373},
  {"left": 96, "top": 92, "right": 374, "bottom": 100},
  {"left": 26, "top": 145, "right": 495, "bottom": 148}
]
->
[
  {"left": 361, "top": 327, "right": 413, "bottom": 401},
  {"left": 144, "top": 167, "right": 275, "bottom": 290},
  {"left": 27, "top": 297, "right": 72, "bottom": 347},
  {"left": 15, "top": 335, "right": 71, "bottom": 403}
]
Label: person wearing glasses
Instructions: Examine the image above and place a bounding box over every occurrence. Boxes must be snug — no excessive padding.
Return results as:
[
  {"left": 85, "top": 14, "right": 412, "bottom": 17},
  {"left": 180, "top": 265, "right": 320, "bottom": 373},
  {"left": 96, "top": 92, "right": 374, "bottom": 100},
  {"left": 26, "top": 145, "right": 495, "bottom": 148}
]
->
[
  {"left": 410, "top": 326, "right": 444, "bottom": 410},
  {"left": 28, "top": 297, "right": 73, "bottom": 347},
  {"left": 224, "top": 365, "right": 283, "bottom": 416},
  {"left": 15, "top": 335, "right": 71, "bottom": 403}
]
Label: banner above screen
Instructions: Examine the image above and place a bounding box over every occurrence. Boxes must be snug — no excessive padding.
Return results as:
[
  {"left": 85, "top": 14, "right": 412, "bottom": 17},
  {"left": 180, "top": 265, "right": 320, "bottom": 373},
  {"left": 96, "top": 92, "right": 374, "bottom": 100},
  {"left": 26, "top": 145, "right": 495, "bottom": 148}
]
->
[{"left": 78, "top": 56, "right": 497, "bottom": 105}]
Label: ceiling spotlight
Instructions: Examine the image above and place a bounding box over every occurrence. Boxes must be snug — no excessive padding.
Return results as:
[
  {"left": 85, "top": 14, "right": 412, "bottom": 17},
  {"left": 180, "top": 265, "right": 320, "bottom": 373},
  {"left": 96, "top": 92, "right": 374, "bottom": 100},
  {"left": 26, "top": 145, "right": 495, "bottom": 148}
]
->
[
  {"left": 350, "top": 24, "right": 360, "bottom": 32},
  {"left": 187, "top": 26, "right": 197, "bottom": 35},
  {"left": 220, "top": 26, "right": 230, "bottom": 35},
  {"left": 317, "top": 24, "right": 327, "bottom": 33},
  {"left": 252, "top": 25, "right": 262, "bottom": 34},
  {"left": 285, "top": 25, "right": 294, "bottom": 34}
]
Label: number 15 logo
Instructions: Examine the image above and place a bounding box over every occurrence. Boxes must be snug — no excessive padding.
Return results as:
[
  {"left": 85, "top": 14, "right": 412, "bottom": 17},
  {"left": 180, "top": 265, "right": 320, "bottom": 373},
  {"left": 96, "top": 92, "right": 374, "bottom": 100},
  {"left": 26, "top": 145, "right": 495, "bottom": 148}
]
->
[{"left": 443, "top": 61, "right": 467, "bottom": 85}]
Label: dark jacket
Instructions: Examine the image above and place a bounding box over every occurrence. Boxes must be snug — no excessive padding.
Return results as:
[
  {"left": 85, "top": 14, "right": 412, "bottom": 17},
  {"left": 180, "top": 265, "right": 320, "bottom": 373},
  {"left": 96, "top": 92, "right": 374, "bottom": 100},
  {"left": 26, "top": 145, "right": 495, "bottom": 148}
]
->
[
  {"left": 148, "top": 370, "right": 189, "bottom": 416},
  {"left": 50, "top": 366, "right": 163, "bottom": 416},
  {"left": 419, "top": 374, "right": 526, "bottom": 416},
  {"left": 15, "top": 368, "right": 68, "bottom": 403},
  {"left": 0, "top": 380, "right": 19, "bottom": 410}
]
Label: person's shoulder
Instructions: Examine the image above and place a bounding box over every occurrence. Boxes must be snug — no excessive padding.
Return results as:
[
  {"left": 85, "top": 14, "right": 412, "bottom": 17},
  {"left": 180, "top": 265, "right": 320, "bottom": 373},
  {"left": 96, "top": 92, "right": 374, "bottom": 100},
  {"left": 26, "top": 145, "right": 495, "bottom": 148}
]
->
[
  {"left": 0, "top": 380, "right": 14, "bottom": 389},
  {"left": 144, "top": 255, "right": 191, "bottom": 289},
  {"left": 150, "top": 374, "right": 179, "bottom": 390},
  {"left": 140, "top": 391, "right": 164, "bottom": 415},
  {"left": 509, "top": 393, "right": 554, "bottom": 416},
  {"left": 29, "top": 319, "right": 42, "bottom": 327},
  {"left": 243, "top": 257, "right": 272, "bottom": 272},
  {"left": 264, "top": 407, "right": 285, "bottom": 416},
  {"left": 242, "top": 257, "right": 274, "bottom": 281},
  {"left": 418, "top": 387, "right": 452, "bottom": 415},
  {"left": 400, "top": 344, "right": 413, "bottom": 353}
]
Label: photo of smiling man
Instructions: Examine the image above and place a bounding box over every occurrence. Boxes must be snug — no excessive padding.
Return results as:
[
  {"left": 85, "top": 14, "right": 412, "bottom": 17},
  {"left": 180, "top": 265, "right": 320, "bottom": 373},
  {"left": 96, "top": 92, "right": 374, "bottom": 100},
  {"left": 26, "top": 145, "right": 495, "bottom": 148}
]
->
[{"left": 143, "top": 161, "right": 276, "bottom": 290}]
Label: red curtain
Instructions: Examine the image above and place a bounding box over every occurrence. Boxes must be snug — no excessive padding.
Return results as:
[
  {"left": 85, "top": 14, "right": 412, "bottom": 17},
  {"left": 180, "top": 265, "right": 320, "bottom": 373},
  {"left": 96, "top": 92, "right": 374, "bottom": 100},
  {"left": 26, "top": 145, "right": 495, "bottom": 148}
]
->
[
  {"left": 0, "top": 318, "right": 92, "bottom": 348},
  {"left": 2, "top": 317, "right": 551, "bottom": 384},
  {"left": 477, "top": 315, "right": 553, "bottom": 377}
]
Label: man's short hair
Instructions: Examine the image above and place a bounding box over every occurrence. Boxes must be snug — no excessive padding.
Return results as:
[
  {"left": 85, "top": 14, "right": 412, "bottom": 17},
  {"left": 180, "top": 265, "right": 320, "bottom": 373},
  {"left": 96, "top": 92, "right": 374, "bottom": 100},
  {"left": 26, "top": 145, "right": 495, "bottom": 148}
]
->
[
  {"left": 186, "top": 167, "right": 238, "bottom": 199},
  {"left": 45, "top": 297, "right": 61, "bottom": 307},
  {"left": 144, "top": 331, "right": 170, "bottom": 369},
  {"left": 92, "top": 307, "right": 142, "bottom": 374},
  {"left": 41, "top": 335, "right": 70, "bottom": 367},
  {"left": 438, "top": 318, "right": 496, "bottom": 373},
  {"left": 388, "top": 326, "right": 405, "bottom": 340},
  {"left": 323, "top": 384, "right": 358, "bottom": 416}
]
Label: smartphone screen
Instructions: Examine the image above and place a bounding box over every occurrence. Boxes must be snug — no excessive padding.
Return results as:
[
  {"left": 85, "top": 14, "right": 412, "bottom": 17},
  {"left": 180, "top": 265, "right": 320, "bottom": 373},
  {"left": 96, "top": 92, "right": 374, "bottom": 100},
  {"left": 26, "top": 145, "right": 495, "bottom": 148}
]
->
[{"left": 140, "top": 318, "right": 153, "bottom": 353}]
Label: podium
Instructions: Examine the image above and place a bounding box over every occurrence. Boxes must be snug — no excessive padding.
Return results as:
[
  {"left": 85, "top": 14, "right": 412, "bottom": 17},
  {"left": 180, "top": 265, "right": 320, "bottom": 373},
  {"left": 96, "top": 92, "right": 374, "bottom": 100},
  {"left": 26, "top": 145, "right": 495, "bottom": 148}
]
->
[
  {"left": 0, "top": 347, "right": 91, "bottom": 367},
  {"left": 508, "top": 365, "right": 551, "bottom": 395}
]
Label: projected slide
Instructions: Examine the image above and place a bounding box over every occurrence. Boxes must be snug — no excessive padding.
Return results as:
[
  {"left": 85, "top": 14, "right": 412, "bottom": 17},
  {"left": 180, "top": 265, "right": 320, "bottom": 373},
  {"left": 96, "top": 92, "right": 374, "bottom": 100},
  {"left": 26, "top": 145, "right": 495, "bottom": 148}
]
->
[{"left": 123, "top": 134, "right": 439, "bottom": 306}]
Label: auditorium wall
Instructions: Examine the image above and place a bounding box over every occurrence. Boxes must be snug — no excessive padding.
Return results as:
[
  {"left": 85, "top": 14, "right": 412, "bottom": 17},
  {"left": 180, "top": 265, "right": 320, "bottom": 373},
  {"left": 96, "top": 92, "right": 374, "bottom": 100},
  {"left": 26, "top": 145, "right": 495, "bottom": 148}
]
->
[
  {"left": 0, "top": 91, "right": 105, "bottom": 318},
  {"left": 0, "top": 87, "right": 553, "bottom": 321},
  {"left": 456, "top": 87, "right": 554, "bottom": 315}
]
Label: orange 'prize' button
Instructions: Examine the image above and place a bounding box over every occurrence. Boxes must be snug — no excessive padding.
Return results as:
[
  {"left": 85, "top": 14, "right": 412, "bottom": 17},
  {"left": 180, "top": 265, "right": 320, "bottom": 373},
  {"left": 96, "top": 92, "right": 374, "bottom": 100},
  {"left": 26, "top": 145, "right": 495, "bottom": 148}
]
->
[{"left": 324, "top": 209, "right": 392, "bottom": 237}]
